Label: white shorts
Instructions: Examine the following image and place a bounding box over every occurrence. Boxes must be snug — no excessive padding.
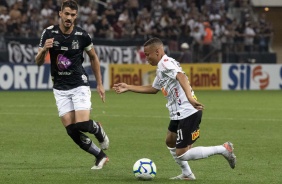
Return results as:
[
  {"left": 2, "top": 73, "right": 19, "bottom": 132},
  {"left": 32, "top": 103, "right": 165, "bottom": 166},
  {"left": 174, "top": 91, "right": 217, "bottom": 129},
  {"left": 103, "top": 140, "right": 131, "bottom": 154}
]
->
[{"left": 53, "top": 86, "right": 92, "bottom": 117}]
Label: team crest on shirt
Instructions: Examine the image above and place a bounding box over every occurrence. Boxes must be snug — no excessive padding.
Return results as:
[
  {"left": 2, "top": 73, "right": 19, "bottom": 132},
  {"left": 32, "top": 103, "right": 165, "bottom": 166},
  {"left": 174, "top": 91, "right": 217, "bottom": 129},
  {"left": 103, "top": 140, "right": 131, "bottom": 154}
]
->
[{"left": 72, "top": 40, "right": 79, "bottom": 49}]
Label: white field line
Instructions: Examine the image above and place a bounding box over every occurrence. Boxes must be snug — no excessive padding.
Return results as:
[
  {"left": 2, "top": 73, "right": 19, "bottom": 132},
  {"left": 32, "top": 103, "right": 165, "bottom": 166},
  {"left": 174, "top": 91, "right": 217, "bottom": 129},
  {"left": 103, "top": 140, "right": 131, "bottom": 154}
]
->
[{"left": 0, "top": 112, "right": 280, "bottom": 122}]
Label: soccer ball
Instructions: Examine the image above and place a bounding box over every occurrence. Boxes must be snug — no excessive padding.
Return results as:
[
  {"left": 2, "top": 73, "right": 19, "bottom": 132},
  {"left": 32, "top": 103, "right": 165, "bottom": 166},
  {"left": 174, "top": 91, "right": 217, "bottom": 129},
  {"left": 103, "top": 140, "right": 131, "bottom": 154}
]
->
[{"left": 133, "top": 158, "right": 157, "bottom": 180}]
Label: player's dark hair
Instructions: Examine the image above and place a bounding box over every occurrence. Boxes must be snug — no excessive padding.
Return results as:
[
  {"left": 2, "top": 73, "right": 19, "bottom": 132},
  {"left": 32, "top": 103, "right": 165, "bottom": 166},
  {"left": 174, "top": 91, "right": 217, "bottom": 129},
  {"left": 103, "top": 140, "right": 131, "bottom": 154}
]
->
[
  {"left": 61, "top": 0, "right": 78, "bottom": 11},
  {"left": 144, "top": 37, "right": 163, "bottom": 47}
]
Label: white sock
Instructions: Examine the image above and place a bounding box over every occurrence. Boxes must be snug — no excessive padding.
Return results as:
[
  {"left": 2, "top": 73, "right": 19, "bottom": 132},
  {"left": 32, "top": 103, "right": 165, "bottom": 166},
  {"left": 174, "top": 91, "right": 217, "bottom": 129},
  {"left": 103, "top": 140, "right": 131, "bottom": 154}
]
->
[
  {"left": 178, "top": 146, "right": 225, "bottom": 161},
  {"left": 168, "top": 147, "right": 193, "bottom": 176}
]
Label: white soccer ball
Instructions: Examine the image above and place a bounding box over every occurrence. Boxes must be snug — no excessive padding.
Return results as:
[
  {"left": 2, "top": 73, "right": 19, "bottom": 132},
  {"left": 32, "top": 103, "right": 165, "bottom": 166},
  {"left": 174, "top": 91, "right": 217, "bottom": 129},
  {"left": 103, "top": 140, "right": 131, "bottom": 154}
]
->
[{"left": 133, "top": 158, "right": 157, "bottom": 180}]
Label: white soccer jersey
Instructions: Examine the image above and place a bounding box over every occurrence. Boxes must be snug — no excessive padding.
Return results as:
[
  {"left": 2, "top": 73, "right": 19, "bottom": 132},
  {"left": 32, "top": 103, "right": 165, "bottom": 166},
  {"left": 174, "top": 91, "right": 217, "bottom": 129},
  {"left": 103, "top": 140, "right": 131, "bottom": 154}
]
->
[{"left": 152, "top": 55, "right": 198, "bottom": 120}]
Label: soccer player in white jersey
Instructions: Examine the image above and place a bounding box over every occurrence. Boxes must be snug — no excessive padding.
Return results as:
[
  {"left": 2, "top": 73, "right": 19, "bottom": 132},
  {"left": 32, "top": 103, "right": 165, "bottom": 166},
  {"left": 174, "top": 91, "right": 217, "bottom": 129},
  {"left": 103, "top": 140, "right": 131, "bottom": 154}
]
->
[
  {"left": 113, "top": 37, "right": 236, "bottom": 180},
  {"left": 35, "top": 0, "right": 109, "bottom": 170}
]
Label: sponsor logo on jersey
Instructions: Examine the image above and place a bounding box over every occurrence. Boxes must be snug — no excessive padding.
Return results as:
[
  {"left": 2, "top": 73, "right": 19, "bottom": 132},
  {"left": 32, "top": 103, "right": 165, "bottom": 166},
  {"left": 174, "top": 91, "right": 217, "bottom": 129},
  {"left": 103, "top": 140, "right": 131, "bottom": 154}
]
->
[
  {"left": 191, "top": 129, "right": 200, "bottom": 141},
  {"left": 72, "top": 40, "right": 79, "bottom": 49},
  {"left": 81, "top": 74, "right": 88, "bottom": 83},
  {"left": 51, "top": 30, "right": 58, "bottom": 34},
  {"left": 53, "top": 41, "right": 60, "bottom": 47},
  {"left": 61, "top": 46, "right": 68, "bottom": 51},
  {"left": 57, "top": 54, "right": 71, "bottom": 71},
  {"left": 74, "top": 31, "right": 83, "bottom": 35}
]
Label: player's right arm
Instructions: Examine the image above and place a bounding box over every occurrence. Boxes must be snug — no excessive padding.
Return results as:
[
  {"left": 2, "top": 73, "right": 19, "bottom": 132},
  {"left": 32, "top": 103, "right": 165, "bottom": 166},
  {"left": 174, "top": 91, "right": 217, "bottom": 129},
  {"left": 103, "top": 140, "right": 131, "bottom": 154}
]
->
[
  {"left": 35, "top": 38, "right": 54, "bottom": 66},
  {"left": 113, "top": 83, "right": 159, "bottom": 94}
]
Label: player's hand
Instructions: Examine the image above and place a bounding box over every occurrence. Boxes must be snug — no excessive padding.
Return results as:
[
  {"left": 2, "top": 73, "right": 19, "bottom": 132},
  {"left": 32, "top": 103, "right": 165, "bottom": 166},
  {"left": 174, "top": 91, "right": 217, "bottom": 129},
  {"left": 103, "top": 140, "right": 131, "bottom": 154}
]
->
[
  {"left": 112, "top": 83, "right": 128, "bottom": 93},
  {"left": 43, "top": 38, "right": 54, "bottom": 51},
  {"left": 97, "top": 84, "right": 105, "bottom": 103},
  {"left": 188, "top": 97, "right": 204, "bottom": 110}
]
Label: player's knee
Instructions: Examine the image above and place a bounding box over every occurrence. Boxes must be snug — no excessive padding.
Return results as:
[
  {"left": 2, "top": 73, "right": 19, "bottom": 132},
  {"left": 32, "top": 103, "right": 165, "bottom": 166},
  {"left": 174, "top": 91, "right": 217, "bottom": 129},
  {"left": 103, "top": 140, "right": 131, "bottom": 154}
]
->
[
  {"left": 75, "top": 121, "right": 89, "bottom": 132},
  {"left": 66, "top": 124, "right": 77, "bottom": 136},
  {"left": 65, "top": 124, "right": 91, "bottom": 150},
  {"left": 165, "top": 138, "right": 176, "bottom": 148},
  {"left": 175, "top": 148, "right": 188, "bottom": 157}
]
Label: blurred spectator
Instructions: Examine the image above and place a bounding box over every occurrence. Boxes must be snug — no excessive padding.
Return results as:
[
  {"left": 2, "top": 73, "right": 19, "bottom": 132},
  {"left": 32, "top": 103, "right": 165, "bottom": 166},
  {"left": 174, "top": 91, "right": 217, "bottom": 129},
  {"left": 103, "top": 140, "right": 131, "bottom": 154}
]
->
[
  {"left": 79, "top": 1, "right": 93, "bottom": 25},
  {"left": 167, "top": 19, "right": 181, "bottom": 51},
  {"left": 244, "top": 22, "right": 255, "bottom": 52},
  {"left": 178, "top": 42, "right": 192, "bottom": 63},
  {"left": 96, "top": 16, "right": 114, "bottom": 39},
  {"left": 19, "top": 13, "right": 31, "bottom": 37},
  {"left": 134, "top": 16, "right": 146, "bottom": 39},
  {"left": 112, "top": 17, "right": 125, "bottom": 39},
  {"left": 190, "top": 26, "right": 203, "bottom": 62},
  {"left": 202, "top": 21, "right": 213, "bottom": 62},
  {"left": 0, "top": 0, "right": 273, "bottom": 62},
  {"left": 104, "top": 1, "right": 116, "bottom": 25},
  {"left": 82, "top": 17, "right": 96, "bottom": 38},
  {"left": 127, "top": 0, "right": 139, "bottom": 19},
  {"left": 234, "top": 21, "right": 245, "bottom": 52}
]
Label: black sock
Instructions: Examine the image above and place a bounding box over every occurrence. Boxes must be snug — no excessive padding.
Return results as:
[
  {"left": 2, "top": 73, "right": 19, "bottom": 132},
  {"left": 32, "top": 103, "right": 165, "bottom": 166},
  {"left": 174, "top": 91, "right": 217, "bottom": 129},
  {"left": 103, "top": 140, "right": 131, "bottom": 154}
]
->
[
  {"left": 76, "top": 120, "right": 99, "bottom": 134},
  {"left": 66, "top": 124, "right": 101, "bottom": 157},
  {"left": 76, "top": 120, "right": 104, "bottom": 142}
]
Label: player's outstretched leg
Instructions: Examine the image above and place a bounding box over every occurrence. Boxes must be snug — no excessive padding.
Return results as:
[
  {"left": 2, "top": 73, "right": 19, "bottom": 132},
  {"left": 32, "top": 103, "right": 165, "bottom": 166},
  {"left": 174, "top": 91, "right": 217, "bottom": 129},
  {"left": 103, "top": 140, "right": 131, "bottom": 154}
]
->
[
  {"left": 177, "top": 142, "right": 236, "bottom": 169},
  {"left": 222, "top": 142, "right": 236, "bottom": 169},
  {"left": 76, "top": 120, "right": 109, "bottom": 150},
  {"left": 167, "top": 147, "right": 196, "bottom": 180},
  {"left": 66, "top": 124, "right": 109, "bottom": 169}
]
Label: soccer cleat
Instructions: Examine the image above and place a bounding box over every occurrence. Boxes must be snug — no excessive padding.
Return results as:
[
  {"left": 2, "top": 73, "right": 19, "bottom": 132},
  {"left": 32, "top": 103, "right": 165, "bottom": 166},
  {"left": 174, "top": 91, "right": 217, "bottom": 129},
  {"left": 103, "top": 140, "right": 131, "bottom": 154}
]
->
[
  {"left": 97, "top": 122, "right": 109, "bottom": 150},
  {"left": 170, "top": 173, "right": 196, "bottom": 180},
  {"left": 222, "top": 142, "right": 236, "bottom": 169},
  {"left": 91, "top": 156, "right": 109, "bottom": 170}
]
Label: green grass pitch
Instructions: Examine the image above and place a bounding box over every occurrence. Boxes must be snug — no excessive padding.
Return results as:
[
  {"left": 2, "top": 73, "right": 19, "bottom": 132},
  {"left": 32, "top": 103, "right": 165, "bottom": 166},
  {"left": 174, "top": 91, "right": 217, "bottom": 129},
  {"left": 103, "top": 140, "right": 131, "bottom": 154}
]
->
[{"left": 0, "top": 90, "right": 281, "bottom": 184}]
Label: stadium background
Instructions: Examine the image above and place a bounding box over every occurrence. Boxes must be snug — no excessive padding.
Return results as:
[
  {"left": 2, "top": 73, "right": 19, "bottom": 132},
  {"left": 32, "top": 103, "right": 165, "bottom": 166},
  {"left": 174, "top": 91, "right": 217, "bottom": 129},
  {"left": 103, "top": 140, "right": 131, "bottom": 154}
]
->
[
  {"left": 0, "top": 1, "right": 281, "bottom": 184},
  {"left": 0, "top": 0, "right": 281, "bottom": 91}
]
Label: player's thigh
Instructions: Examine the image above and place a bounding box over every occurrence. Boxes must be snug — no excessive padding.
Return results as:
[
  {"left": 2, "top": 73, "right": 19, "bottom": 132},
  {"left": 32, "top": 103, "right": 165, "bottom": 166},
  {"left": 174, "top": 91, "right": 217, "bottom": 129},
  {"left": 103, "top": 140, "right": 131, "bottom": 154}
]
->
[
  {"left": 75, "top": 110, "right": 91, "bottom": 122},
  {"left": 166, "top": 120, "right": 179, "bottom": 147},
  {"left": 60, "top": 111, "right": 76, "bottom": 127},
  {"left": 72, "top": 86, "right": 92, "bottom": 112},
  {"left": 53, "top": 88, "right": 74, "bottom": 117},
  {"left": 176, "top": 111, "right": 202, "bottom": 149}
]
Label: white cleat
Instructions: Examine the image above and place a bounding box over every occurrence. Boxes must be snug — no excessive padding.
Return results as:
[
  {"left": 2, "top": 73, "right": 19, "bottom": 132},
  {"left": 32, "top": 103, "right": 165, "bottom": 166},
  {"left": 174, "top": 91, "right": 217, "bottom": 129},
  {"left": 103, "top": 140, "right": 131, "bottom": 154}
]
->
[
  {"left": 91, "top": 156, "right": 109, "bottom": 170},
  {"left": 222, "top": 142, "right": 236, "bottom": 169},
  {"left": 170, "top": 173, "right": 196, "bottom": 180},
  {"left": 98, "top": 122, "right": 109, "bottom": 150}
]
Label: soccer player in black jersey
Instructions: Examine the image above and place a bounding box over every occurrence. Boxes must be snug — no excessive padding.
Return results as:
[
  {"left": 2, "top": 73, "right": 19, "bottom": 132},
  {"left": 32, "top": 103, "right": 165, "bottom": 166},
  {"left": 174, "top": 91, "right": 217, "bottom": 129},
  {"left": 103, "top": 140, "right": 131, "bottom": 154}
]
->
[{"left": 35, "top": 0, "right": 109, "bottom": 170}]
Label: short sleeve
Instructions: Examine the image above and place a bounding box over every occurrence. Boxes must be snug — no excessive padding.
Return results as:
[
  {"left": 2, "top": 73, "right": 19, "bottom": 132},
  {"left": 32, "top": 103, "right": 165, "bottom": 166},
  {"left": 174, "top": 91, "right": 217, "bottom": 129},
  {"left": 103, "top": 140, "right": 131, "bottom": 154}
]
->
[
  {"left": 38, "top": 29, "right": 49, "bottom": 48},
  {"left": 84, "top": 33, "right": 93, "bottom": 51},
  {"left": 152, "top": 76, "right": 161, "bottom": 90},
  {"left": 161, "top": 60, "right": 183, "bottom": 79}
]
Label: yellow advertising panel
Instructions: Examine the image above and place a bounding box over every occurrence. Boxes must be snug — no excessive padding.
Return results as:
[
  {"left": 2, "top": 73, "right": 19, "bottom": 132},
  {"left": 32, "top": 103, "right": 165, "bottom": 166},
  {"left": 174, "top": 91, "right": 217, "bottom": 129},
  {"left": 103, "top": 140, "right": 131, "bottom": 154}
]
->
[
  {"left": 109, "top": 64, "right": 221, "bottom": 90},
  {"left": 182, "top": 64, "right": 221, "bottom": 90},
  {"left": 109, "top": 64, "right": 156, "bottom": 87}
]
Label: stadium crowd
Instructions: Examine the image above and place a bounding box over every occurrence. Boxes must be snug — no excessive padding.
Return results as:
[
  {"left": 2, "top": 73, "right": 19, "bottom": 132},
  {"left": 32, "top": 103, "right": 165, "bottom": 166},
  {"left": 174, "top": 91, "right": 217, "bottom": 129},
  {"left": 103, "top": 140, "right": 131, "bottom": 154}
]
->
[{"left": 0, "top": 0, "right": 273, "bottom": 62}]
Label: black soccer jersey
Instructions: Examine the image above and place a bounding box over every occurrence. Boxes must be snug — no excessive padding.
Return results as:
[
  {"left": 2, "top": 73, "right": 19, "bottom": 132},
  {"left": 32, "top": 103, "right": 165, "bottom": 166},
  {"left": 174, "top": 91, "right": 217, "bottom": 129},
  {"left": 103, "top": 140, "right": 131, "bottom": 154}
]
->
[{"left": 39, "top": 25, "right": 93, "bottom": 90}]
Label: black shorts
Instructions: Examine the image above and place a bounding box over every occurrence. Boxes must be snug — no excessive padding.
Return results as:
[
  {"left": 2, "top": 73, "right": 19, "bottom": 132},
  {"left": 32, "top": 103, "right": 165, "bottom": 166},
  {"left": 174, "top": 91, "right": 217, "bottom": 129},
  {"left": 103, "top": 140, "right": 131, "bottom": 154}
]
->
[{"left": 168, "top": 111, "right": 202, "bottom": 148}]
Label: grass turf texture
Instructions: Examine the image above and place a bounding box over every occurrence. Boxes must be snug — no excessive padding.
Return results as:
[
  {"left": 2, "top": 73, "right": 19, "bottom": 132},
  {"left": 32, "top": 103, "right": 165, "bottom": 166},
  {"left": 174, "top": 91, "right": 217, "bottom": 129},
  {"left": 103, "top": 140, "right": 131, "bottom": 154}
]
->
[{"left": 0, "top": 90, "right": 281, "bottom": 184}]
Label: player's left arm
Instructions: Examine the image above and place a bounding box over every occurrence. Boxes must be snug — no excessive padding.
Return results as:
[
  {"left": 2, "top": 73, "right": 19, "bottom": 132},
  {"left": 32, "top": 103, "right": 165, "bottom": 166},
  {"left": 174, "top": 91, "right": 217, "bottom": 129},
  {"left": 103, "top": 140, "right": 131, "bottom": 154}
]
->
[
  {"left": 176, "top": 72, "right": 204, "bottom": 110},
  {"left": 86, "top": 46, "right": 105, "bottom": 103}
]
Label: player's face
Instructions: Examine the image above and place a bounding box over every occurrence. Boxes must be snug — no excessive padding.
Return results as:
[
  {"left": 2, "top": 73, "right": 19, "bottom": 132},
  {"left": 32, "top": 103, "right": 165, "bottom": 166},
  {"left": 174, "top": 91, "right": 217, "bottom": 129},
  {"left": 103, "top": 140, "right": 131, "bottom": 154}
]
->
[
  {"left": 144, "top": 45, "right": 160, "bottom": 66},
  {"left": 59, "top": 7, "right": 77, "bottom": 28}
]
